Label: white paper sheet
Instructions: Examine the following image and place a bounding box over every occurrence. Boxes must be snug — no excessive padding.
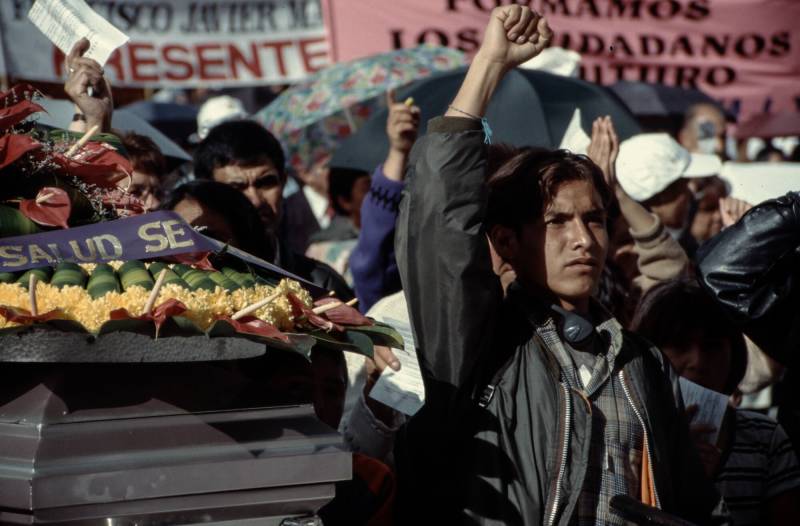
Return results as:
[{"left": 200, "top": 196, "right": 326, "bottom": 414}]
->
[
  {"left": 28, "top": 0, "right": 129, "bottom": 67},
  {"left": 368, "top": 315, "right": 425, "bottom": 416},
  {"left": 679, "top": 377, "right": 729, "bottom": 444}
]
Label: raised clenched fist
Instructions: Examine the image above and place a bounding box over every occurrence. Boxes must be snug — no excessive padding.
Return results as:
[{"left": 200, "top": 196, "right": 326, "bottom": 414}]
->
[{"left": 476, "top": 5, "right": 553, "bottom": 69}]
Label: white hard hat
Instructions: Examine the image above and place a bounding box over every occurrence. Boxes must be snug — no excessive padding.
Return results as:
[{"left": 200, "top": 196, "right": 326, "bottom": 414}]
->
[{"left": 192, "top": 95, "right": 248, "bottom": 142}]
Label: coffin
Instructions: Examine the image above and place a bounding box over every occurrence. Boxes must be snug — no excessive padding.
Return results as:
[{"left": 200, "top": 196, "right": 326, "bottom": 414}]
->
[{"left": 0, "top": 335, "right": 350, "bottom": 525}]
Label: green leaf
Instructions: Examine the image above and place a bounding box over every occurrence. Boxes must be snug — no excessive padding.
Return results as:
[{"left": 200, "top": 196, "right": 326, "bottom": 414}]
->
[
  {"left": 0, "top": 324, "right": 39, "bottom": 336},
  {"left": 344, "top": 330, "right": 375, "bottom": 358},
  {"left": 168, "top": 315, "right": 205, "bottom": 335},
  {"left": 206, "top": 318, "right": 239, "bottom": 338},
  {"left": 206, "top": 318, "right": 303, "bottom": 354},
  {"left": 283, "top": 333, "right": 317, "bottom": 360},
  {"left": 309, "top": 329, "right": 374, "bottom": 359},
  {"left": 97, "top": 318, "right": 155, "bottom": 338},
  {"left": 0, "top": 319, "right": 88, "bottom": 337},
  {"left": 348, "top": 321, "right": 405, "bottom": 349},
  {"left": 43, "top": 318, "right": 90, "bottom": 333}
]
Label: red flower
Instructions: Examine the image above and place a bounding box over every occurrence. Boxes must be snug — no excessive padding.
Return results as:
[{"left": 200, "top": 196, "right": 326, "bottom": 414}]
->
[
  {"left": 110, "top": 298, "right": 188, "bottom": 336},
  {"left": 50, "top": 142, "right": 132, "bottom": 188},
  {"left": 286, "top": 292, "right": 344, "bottom": 332},
  {"left": 312, "top": 297, "right": 373, "bottom": 326},
  {"left": 19, "top": 187, "right": 71, "bottom": 229},
  {"left": 0, "top": 99, "right": 44, "bottom": 131},
  {"left": 0, "top": 134, "right": 42, "bottom": 170},
  {"left": 0, "top": 305, "right": 64, "bottom": 325},
  {"left": 213, "top": 315, "right": 290, "bottom": 343}
]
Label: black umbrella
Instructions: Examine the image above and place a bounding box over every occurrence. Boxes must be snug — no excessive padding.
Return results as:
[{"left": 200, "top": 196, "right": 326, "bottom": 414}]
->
[
  {"left": 121, "top": 101, "right": 199, "bottom": 147},
  {"left": 332, "top": 66, "right": 641, "bottom": 172},
  {"left": 609, "top": 80, "right": 724, "bottom": 119},
  {"left": 35, "top": 98, "right": 192, "bottom": 172}
]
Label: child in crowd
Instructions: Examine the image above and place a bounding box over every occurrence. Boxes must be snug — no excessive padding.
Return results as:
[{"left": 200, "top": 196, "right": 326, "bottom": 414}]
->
[{"left": 633, "top": 279, "right": 800, "bottom": 526}]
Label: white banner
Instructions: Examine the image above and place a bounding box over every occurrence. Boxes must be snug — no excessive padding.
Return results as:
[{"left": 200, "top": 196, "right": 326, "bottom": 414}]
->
[
  {"left": 721, "top": 162, "right": 800, "bottom": 205},
  {"left": 0, "top": 0, "right": 330, "bottom": 87}
]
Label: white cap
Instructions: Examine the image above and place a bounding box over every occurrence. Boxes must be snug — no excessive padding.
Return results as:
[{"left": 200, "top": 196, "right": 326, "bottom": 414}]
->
[
  {"left": 192, "top": 95, "right": 248, "bottom": 142},
  {"left": 616, "top": 133, "right": 722, "bottom": 201}
]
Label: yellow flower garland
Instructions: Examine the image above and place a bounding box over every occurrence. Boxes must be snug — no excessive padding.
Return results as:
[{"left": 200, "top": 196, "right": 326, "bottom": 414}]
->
[{"left": 0, "top": 278, "right": 311, "bottom": 333}]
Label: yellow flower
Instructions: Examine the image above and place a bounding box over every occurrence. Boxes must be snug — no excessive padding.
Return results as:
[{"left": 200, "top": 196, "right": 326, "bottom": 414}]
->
[{"left": 0, "top": 277, "right": 312, "bottom": 333}]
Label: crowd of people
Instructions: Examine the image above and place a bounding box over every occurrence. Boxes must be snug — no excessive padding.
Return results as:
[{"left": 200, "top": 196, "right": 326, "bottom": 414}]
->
[{"left": 57, "top": 6, "right": 800, "bottom": 525}]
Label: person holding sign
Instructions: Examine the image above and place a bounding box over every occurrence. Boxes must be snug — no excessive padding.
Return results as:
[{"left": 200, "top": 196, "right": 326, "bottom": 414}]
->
[{"left": 394, "top": 5, "right": 722, "bottom": 525}]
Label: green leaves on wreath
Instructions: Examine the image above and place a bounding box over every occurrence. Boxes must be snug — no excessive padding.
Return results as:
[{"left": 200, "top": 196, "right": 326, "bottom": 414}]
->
[
  {"left": 308, "top": 328, "right": 375, "bottom": 359},
  {"left": 209, "top": 316, "right": 290, "bottom": 343},
  {"left": 347, "top": 322, "right": 405, "bottom": 349}
]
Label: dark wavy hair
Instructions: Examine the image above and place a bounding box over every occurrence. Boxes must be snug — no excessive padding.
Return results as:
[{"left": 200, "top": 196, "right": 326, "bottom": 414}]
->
[
  {"left": 631, "top": 278, "right": 748, "bottom": 395},
  {"left": 193, "top": 119, "right": 286, "bottom": 183},
  {"left": 486, "top": 146, "right": 612, "bottom": 232},
  {"left": 161, "top": 180, "right": 274, "bottom": 262}
]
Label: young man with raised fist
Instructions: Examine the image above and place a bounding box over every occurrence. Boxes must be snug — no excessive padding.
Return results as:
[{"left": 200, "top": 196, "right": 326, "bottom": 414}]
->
[{"left": 394, "top": 5, "right": 722, "bottom": 525}]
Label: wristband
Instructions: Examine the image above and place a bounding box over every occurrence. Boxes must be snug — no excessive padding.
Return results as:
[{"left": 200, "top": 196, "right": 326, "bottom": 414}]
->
[
  {"left": 72, "top": 113, "right": 86, "bottom": 122},
  {"left": 448, "top": 105, "right": 493, "bottom": 144}
]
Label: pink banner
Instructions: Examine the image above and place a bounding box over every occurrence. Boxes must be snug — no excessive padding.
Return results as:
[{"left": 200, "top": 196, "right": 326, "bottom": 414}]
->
[{"left": 323, "top": 0, "right": 800, "bottom": 120}]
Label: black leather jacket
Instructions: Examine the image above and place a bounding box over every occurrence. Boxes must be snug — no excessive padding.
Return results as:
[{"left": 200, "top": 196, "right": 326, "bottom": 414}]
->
[{"left": 696, "top": 192, "right": 800, "bottom": 366}]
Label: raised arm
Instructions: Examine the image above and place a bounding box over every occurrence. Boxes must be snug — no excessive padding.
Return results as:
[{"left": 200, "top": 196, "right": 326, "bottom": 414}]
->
[
  {"left": 588, "top": 117, "right": 689, "bottom": 293},
  {"left": 64, "top": 38, "right": 113, "bottom": 133},
  {"left": 350, "top": 90, "right": 420, "bottom": 312},
  {"left": 396, "top": 5, "right": 551, "bottom": 391}
]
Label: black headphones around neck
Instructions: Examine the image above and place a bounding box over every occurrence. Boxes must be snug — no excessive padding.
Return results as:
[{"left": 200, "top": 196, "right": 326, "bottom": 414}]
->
[{"left": 550, "top": 304, "right": 595, "bottom": 348}]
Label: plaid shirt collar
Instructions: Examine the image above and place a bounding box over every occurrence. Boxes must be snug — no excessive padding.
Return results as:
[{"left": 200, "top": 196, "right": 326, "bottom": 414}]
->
[
  {"left": 506, "top": 283, "right": 625, "bottom": 394},
  {"left": 536, "top": 308, "right": 624, "bottom": 396}
]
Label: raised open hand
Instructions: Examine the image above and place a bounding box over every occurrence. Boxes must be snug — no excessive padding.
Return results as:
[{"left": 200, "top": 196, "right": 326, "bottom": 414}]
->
[
  {"left": 587, "top": 116, "right": 620, "bottom": 190},
  {"left": 477, "top": 5, "right": 552, "bottom": 69},
  {"left": 64, "top": 38, "right": 113, "bottom": 132}
]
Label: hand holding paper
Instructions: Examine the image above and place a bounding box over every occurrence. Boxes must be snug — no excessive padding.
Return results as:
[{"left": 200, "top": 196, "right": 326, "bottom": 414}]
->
[
  {"left": 64, "top": 38, "right": 113, "bottom": 133},
  {"left": 368, "top": 315, "right": 425, "bottom": 417}
]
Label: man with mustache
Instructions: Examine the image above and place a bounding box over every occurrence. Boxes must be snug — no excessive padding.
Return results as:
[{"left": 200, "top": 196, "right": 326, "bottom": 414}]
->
[{"left": 394, "top": 5, "right": 722, "bottom": 525}]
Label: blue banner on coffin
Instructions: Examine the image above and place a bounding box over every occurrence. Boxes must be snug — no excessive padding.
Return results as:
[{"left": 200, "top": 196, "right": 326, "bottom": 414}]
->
[{"left": 0, "top": 211, "right": 323, "bottom": 295}]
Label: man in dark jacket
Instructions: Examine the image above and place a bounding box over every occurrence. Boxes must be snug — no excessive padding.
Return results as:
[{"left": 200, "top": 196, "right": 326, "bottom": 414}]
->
[
  {"left": 394, "top": 6, "right": 720, "bottom": 525},
  {"left": 193, "top": 120, "right": 352, "bottom": 299}
]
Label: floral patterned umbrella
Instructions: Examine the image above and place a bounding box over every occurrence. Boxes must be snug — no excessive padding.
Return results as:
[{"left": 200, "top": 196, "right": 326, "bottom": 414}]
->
[{"left": 254, "top": 45, "right": 465, "bottom": 176}]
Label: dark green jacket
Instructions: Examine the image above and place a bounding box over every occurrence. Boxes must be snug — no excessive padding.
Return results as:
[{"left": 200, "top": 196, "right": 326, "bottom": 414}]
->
[{"left": 394, "top": 117, "right": 721, "bottom": 525}]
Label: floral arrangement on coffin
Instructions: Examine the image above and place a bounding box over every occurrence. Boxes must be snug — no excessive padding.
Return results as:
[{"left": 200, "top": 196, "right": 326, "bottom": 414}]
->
[{"left": 0, "top": 85, "right": 400, "bottom": 360}]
